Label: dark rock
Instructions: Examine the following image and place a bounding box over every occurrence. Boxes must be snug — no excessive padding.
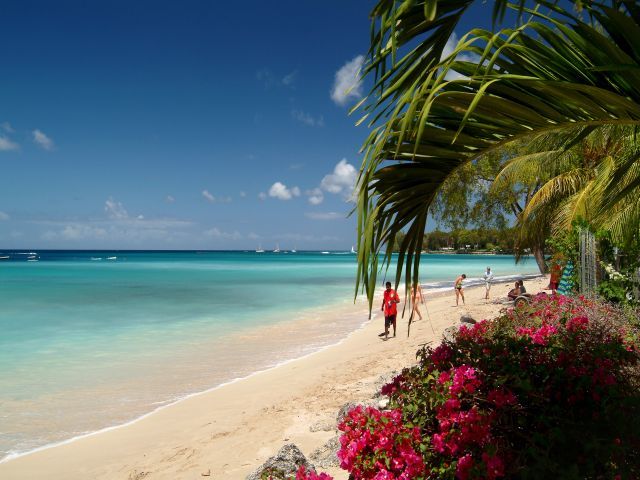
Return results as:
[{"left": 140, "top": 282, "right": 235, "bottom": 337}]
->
[
  {"left": 309, "top": 436, "right": 341, "bottom": 469},
  {"left": 443, "top": 325, "right": 458, "bottom": 343},
  {"left": 460, "top": 314, "right": 477, "bottom": 324},
  {"left": 246, "top": 444, "right": 315, "bottom": 480}
]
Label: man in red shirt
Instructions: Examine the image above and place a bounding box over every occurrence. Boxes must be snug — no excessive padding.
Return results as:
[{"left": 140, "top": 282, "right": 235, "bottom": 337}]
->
[{"left": 379, "top": 281, "right": 400, "bottom": 339}]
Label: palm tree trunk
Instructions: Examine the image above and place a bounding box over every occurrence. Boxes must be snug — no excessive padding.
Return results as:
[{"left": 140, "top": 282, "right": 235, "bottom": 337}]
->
[{"left": 532, "top": 245, "right": 547, "bottom": 274}]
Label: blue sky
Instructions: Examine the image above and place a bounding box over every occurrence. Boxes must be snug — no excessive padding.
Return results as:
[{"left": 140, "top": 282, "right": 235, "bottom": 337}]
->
[{"left": 0, "top": 1, "right": 490, "bottom": 250}]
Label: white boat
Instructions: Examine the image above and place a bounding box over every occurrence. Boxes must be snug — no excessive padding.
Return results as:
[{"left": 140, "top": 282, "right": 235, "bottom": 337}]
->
[
  {"left": 273, "top": 243, "right": 280, "bottom": 253},
  {"left": 0, "top": 255, "right": 9, "bottom": 260},
  {"left": 351, "top": 245, "right": 357, "bottom": 254},
  {"left": 255, "top": 245, "right": 265, "bottom": 253},
  {"left": 106, "top": 256, "right": 117, "bottom": 260},
  {"left": 321, "top": 251, "right": 330, "bottom": 254},
  {"left": 291, "top": 247, "right": 297, "bottom": 253}
]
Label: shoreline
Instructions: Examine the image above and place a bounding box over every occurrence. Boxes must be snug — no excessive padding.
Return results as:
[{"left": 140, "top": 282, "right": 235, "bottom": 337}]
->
[
  {"left": 0, "top": 295, "right": 374, "bottom": 464},
  {"left": 0, "top": 276, "right": 548, "bottom": 480},
  {"left": 0, "top": 311, "right": 372, "bottom": 465}
]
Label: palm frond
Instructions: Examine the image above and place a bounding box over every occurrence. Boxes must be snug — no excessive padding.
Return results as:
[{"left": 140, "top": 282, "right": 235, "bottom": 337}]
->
[{"left": 356, "top": 0, "right": 640, "bottom": 305}]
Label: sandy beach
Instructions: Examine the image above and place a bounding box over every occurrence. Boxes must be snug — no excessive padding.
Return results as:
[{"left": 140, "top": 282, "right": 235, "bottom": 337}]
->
[{"left": 0, "top": 276, "right": 547, "bottom": 480}]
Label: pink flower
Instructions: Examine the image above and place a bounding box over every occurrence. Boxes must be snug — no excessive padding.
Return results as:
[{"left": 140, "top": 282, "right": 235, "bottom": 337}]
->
[
  {"left": 482, "top": 452, "right": 505, "bottom": 480},
  {"left": 430, "top": 344, "right": 454, "bottom": 367},
  {"left": 455, "top": 454, "right": 474, "bottom": 480},
  {"left": 296, "top": 465, "right": 334, "bottom": 480}
]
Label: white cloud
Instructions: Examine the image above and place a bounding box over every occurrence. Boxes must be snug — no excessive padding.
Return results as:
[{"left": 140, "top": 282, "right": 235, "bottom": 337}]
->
[
  {"left": 320, "top": 159, "right": 357, "bottom": 199},
  {"left": 201, "top": 190, "right": 231, "bottom": 203},
  {"left": 306, "top": 188, "right": 324, "bottom": 205},
  {"left": 441, "top": 32, "right": 479, "bottom": 81},
  {"left": 165, "top": 195, "right": 175, "bottom": 203},
  {"left": 0, "top": 211, "right": 9, "bottom": 220},
  {"left": 202, "top": 190, "right": 215, "bottom": 203},
  {"left": 258, "top": 192, "right": 267, "bottom": 201},
  {"left": 282, "top": 70, "right": 297, "bottom": 86},
  {"left": 291, "top": 109, "right": 324, "bottom": 127},
  {"left": 1, "top": 122, "right": 15, "bottom": 133},
  {"left": 0, "top": 137, "right": 19, "bottom": 151},
  {"left": 204, "top": 227, "right": 242, "bottom": 241},
  {"left": 32, "top": 129, "right": 54, "bottom": 151},
  {"left": 331, "top": 55, "right": 364, "bottom": 106},
  {"left": 61, "top": 225, "right": 108, "bottom": 240},
  {"left": 305, "top": 212, "right": 344, "bottom": 221},
  {"left": 257, "top": 68, "right": 297, "bottom": 89},
  {"left": 268, "top": 181, "right": 300, "bottom": 201},
  {"left": 105, "top": 197, "right": 129, "bottom": 219}
]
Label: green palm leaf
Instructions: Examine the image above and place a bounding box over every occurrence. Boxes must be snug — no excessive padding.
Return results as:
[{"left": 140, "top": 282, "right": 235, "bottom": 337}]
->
[{"left": 356, "top": 0, "right": 640, "bottom": 305}]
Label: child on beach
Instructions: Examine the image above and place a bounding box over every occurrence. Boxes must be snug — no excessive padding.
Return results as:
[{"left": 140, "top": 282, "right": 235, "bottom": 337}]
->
[
  {"left": 411, "top": 283, "right": 424, "bottom": 321},
  {"left": 379, "top": 281, "right": 400, "bottom": 339},
  {"left": 454, "top": 274, "right": 466, "bottom": 306}
]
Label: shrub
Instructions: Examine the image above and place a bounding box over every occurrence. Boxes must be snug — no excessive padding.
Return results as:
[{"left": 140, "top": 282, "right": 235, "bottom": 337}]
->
[{"left": 334, "top": 295, "right": 640, "bottom": 479}]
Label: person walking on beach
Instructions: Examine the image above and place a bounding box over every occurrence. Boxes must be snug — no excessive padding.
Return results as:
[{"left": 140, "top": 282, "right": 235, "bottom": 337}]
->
[
  {"left": 454, "top": 274, "right": 466, "bottom": 306},
  {"left": 379, "top": 281, "right": 400, "bottom": 339},
  {"left": 483, "top": 266, "right": 494, "bottom": 300},
  {"left": 411, "top": 283, "right": 424, "bottom": 321}
]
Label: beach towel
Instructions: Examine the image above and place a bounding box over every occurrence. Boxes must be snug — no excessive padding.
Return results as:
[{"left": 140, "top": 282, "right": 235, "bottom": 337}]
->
[{"left": 557, "top": 260, "right": 575, "bottom": 296}]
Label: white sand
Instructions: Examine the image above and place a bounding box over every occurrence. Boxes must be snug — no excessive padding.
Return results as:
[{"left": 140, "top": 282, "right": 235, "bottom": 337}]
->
[{"left": 0, "top": 276, "right": 547, "bottom": 480}]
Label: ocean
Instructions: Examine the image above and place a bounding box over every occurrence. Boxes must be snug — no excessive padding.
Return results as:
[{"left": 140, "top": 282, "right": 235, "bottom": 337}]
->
[{"left": 0, "top": 250, "right": 540, "bottom": 462}]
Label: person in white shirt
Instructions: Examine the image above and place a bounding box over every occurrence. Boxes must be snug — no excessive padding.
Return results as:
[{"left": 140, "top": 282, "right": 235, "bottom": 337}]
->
[{"left": 483, "top": 266, "right": 494, "bottom": 300}]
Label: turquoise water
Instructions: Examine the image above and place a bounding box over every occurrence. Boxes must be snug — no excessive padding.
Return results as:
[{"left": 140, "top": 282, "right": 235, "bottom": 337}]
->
[{"left": 0, "top": 250, "right": 540, "bottom": 461}]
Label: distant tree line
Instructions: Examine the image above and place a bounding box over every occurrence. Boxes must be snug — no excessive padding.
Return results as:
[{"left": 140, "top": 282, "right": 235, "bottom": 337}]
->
[{"left": 394, "top": 228, "right": 516, "bottom": 253}]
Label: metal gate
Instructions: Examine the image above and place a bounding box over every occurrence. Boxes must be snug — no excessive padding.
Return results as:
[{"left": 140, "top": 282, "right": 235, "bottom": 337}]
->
[{"left": 579, "top": 228, "right": 597, "bottom": 296}]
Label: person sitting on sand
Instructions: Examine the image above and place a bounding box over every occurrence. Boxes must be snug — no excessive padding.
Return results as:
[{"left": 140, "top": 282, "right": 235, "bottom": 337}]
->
[
  {"left": 411, "top": 283, "right": 424, "bottom": 321},
  {"left": 508, "top": 281, "right": 522, "bottom": 301},
  {"left": 379, "top": 281, "right": 400, "bottom": 339},
  {"left": 454, "top": 274, "right": 466, "bottom": 306},
  {"left": 519, "top": 280, "right": 527, "bottom": 295}
]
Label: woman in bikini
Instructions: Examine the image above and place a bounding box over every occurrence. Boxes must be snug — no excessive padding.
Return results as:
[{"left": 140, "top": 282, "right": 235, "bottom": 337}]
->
[
  {"left": 454, "top": 274, "right": 466, "bottom": 306},
  {"left": 411, "top": 283, "right": 424, "bottom": 321}
]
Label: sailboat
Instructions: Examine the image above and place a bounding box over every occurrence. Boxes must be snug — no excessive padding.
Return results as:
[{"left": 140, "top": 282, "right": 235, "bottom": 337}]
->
[
  {"left": 351, "top": 245, "right": 357, "bottom": 254},
  {"left": 255, "top": 245, "right": 265, "bottom": 253},
  {"left": 291, "top": 246, "right": 297, "bottom": 253},
  {"left": 273, "top": 243, "right": 280, "bottom": 253}
]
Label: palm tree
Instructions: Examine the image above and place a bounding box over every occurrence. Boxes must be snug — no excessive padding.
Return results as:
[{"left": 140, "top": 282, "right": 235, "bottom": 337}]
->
[
  {"left": 491, "top": 126, "right": 640, "bottom": 266},
  {"left": 355, "top": 0, "right": 640, "bottom": 309}
]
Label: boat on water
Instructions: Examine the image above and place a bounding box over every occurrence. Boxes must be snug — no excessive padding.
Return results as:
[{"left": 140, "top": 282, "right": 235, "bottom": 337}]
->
[
  {"left": 0, "top": 255, "right": 9, "bottom": 260},
  {"left": 273, "top": 243, "right": 280, "bottom": 253},
  {"left": 321, "top": 251, "right": 330, "bottom": 254},
  {"left": 106, "top": 256, "right": 117, "bottom": 260},
  {"left": 255, "top": 245, "right": 265, "bottom": 253},
  {"left": 351, "top": 245, "right": 357, "bottom": 254}
]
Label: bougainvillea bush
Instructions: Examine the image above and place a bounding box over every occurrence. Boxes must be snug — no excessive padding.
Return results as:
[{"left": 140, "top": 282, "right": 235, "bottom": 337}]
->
[{"left": 332, "top": 295, "right": 640, "bottom": 479}]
